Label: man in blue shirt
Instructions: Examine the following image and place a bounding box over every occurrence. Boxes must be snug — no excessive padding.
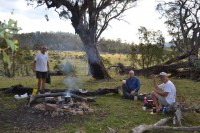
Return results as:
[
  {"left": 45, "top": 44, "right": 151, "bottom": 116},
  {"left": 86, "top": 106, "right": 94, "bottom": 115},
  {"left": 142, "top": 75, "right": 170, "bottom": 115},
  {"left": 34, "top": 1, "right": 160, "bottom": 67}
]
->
[{"left": 122, "top": 70, "right": 140, "bottom": 99}]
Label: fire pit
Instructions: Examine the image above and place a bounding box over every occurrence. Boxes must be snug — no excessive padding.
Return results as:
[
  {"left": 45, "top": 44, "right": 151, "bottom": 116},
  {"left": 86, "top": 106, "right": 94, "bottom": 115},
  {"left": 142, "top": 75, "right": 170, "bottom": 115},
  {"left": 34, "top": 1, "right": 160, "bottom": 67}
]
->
[{"left": 33, "top": 95, "right": 94, "bottom": 117}]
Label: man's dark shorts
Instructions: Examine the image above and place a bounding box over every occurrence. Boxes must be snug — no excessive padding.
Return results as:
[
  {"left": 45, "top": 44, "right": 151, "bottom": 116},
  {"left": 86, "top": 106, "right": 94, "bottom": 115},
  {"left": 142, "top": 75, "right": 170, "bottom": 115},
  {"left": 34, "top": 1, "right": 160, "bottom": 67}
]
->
[{"left": 36, "top": 71, "right": 47, "bottom": 79}]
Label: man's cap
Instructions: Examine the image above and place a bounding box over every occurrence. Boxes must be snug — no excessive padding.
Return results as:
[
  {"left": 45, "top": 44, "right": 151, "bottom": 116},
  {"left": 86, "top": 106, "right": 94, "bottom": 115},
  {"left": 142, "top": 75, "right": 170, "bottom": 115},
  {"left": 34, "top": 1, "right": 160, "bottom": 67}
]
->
[{"left": 159, "top": 72, "right": 167, "bottom": 76}]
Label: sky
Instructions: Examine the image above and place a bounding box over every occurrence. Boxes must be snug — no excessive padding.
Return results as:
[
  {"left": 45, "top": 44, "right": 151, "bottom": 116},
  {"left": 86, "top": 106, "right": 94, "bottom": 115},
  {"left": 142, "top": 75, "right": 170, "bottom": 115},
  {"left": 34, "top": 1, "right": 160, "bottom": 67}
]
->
[{"left": 0, "top": 0, "right": 171, "bottom": 44}]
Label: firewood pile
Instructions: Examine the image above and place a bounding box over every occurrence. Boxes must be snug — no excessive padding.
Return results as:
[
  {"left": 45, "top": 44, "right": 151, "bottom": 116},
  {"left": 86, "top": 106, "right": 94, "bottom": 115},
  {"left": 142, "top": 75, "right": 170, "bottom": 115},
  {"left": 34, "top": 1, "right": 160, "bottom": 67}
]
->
[{"left": 32, "top": 96, "right": 94, "bottom": 117}]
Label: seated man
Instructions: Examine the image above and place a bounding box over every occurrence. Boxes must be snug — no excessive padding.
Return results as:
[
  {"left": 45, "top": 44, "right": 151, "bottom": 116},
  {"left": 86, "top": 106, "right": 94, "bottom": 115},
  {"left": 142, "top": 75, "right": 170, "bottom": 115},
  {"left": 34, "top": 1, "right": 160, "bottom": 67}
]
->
[
  {"left": 151, "top": 72, "right": 176, "bottom": 111},
  {"left": 122, "top": 70, "right": 140, "bottom": 99}
]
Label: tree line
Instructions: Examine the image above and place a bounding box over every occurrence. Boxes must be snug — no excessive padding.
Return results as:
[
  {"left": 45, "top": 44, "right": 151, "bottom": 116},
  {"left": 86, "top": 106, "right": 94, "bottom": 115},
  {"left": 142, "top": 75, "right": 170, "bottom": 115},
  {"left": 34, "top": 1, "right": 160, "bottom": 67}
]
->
[{"left": 15, "top": 32, "right": 132, "bottom": 54}]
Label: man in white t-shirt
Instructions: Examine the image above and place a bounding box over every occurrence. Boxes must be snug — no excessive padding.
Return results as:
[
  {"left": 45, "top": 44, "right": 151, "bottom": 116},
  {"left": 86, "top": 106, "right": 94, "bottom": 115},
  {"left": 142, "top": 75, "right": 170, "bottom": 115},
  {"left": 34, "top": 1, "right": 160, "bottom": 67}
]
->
[
  {"left": 33, "top": 45, "right": 50, "bottom": 93},
  {"left": 151, "top": 72, "right": 176, "bottom": 111}
]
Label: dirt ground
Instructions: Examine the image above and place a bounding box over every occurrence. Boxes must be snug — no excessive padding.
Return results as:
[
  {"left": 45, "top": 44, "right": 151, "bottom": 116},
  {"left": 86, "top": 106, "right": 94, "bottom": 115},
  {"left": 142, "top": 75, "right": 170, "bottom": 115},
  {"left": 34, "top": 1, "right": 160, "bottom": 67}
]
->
[{"left": 0, "top": 103, "right": 72, "bottom": 133}]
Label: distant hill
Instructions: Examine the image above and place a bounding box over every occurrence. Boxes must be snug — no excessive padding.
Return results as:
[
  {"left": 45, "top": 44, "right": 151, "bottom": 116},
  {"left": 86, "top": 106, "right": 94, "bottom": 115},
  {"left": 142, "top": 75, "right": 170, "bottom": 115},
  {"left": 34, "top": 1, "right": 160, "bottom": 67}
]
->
[
  {"left": 15, "top": 32, "right": 84, "bottom": 51},
  {"left": 15, "top": 32, "right": 132, "bottom": 54},
  {"left": 16, "top": 32, "right": 173, "bottom": 54}
]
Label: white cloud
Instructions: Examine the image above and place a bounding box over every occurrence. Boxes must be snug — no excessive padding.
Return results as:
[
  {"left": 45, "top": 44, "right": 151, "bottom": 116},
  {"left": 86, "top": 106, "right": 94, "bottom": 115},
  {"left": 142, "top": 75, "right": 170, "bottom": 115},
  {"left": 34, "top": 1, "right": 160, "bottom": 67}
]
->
[
  {"left": 0, "top": 0, "right": 74, "bottom": 33},
  {"left": 101, "top": 0, "right": 170, "bottom": 43}
]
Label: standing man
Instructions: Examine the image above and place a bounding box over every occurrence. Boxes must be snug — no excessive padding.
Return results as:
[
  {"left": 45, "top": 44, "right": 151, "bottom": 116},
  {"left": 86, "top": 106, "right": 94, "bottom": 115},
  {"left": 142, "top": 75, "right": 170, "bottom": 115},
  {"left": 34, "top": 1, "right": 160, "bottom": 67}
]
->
[
  {"left": 151, "top": 72, "right": 176, "bottom": 111},
  {"left": 33, "top": 45, "right": 50, "bottom": 94},
  {"left": 122, "top": 70, "right": 140, "bottom": 99}
]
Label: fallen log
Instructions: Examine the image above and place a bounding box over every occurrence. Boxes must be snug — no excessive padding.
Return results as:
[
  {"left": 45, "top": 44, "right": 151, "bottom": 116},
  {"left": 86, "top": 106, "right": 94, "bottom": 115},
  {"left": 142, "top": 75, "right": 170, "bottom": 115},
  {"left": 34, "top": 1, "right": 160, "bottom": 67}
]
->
[
  {"left": 130, "top": 117, "right": 172, "bottom": 133},
  {"left": 134, "top": 61, "right": 194, "bottom": 76},
  {"left": 130, "top": 117, "right": 200, "bottom": 133},
  {"left": 114, "top": 61, "right": 194, "bottom": 76},
  {"left": 1, "top": 84, "right": 119, "bottom": 96},
  {"left": 29, "top": 92, "right": 96, "bottom": 106},
  {"left": 163, "top": 42, "right": 200, "bottom": 65},
  {"left": 135, "top": 126, "right": 200, "bottom": 132}
]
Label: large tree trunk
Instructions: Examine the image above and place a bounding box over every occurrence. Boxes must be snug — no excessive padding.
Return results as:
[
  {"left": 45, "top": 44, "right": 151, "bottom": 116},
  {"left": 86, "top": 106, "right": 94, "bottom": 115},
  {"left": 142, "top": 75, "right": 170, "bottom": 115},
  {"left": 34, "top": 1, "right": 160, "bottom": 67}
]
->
[
  {"left": 69, "top": 2, "right": 111, "bottom": 79},
  {"left": 78, "top": 31, "right": 111, "bottom": 79}
]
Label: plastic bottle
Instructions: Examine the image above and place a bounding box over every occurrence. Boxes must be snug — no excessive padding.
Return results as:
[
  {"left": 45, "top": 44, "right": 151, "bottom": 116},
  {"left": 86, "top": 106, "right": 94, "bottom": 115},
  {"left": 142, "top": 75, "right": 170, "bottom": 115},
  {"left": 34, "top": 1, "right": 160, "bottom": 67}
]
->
[
  {"left": 32, "top": 88, "right": 38, "bottom": 94},
  {"left": 143, "top": 97, "right": 147, "bottom": 107},
  {"left": 163, "top": 106, "right": 167, "bottom": 114}
]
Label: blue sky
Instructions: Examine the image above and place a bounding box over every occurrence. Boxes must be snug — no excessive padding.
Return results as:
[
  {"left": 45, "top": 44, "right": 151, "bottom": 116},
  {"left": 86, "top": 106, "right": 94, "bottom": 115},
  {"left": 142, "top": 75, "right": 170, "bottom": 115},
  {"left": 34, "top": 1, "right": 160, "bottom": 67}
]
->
[{"left": 0, "top": 0, "right": 171, "bottom": 43}]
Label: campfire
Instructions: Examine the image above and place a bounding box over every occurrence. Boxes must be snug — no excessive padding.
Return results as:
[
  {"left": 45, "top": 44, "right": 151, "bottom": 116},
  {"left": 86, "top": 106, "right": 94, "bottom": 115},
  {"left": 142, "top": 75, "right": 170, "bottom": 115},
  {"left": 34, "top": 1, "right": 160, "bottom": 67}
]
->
[
  {"left": 1, "top": 84, "right": 120, "bottom": 117},
  {"left": 33, "top": 93, "right": 94, "bottom": 117}
]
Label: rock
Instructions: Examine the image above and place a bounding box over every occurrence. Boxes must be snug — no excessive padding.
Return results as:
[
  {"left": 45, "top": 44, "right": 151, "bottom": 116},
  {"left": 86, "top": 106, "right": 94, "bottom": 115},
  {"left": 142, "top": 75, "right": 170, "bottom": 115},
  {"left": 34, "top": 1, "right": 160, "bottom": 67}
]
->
[
  {"left": 46, "top": 103, "right": 58, "bottom": 111},
  {"left": 51, "top": 111, "right": 59, "bottom": 118},
  {"left": 76, "top": 110, "right": 84, "bottom": 115},
  {"left": 34, "top": 103, "right": 46, "bottom": 111},
  {"left": 44, "top": 111, "right": 49, "bottom": 116},
  {"left": 88, "top": 108, "right": 94, "bottom": 113}
]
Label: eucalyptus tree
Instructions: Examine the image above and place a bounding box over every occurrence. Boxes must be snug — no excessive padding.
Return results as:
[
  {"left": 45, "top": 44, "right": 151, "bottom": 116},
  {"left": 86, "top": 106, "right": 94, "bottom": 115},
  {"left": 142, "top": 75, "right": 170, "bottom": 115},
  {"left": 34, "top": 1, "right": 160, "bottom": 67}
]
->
[
  {"left": 130, "top": 26, "right": 165, "bottom": 69},
  {"left": 27, "top": 0, "right": 137, "bottom": 79},
  {"left": 156, "top": 0, "right": 200, "bottom": 63}
]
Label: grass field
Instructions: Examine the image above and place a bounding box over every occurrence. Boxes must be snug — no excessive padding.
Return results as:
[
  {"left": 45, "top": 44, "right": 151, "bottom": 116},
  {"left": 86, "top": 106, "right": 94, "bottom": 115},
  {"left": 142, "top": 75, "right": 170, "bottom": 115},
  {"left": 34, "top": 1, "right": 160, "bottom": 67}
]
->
[{"left": 0, "top": 51, "right": 200, "bottom": 133}]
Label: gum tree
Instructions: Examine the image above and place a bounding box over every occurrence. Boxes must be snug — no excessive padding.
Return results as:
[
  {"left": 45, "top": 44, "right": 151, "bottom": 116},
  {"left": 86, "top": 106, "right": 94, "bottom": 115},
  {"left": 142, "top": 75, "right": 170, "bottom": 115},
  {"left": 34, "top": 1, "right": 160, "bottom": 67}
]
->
[
  {"left": 26, "top": 0, "right": 137, "bottom": 79},
  {"left": 130, "top": 26, "right": 165, "bottom": 69},
  {"left": 156, "top": 0, "right": 200, "bottom": 78},
  {"left": 157, "top": 0, "right": 200, "bottom": 63}
]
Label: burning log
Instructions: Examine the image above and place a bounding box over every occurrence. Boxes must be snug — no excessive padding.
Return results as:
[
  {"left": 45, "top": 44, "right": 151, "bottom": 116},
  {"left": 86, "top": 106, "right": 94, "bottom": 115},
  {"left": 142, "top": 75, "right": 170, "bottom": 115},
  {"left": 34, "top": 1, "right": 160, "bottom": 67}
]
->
[{"left": 29, "top": 92, "right": 96, "bottom": 106}]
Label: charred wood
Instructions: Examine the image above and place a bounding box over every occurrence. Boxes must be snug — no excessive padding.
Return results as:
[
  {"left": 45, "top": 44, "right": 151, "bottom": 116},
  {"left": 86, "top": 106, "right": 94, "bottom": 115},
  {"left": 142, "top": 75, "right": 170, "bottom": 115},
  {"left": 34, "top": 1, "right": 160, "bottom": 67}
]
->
[
  {"left": 1, "top": 84, "right": 119, "bottom": 96},
  {"left": 29, "top": 92, "right": 96, "bottom": 106}
]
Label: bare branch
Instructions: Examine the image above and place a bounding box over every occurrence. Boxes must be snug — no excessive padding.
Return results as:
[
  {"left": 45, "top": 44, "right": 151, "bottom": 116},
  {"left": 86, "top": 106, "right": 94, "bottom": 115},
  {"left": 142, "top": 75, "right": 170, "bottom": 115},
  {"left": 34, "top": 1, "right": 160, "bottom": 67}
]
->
[{"left": 97, "top": 0, "right": 136, "bottom": 40}]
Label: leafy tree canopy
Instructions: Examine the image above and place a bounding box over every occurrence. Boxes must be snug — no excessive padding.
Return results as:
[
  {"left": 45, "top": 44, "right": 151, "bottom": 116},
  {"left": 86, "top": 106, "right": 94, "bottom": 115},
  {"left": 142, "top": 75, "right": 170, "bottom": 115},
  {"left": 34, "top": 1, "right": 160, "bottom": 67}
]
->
[{"left": 0, "top": 17, "right": 21, "bottom": 69}]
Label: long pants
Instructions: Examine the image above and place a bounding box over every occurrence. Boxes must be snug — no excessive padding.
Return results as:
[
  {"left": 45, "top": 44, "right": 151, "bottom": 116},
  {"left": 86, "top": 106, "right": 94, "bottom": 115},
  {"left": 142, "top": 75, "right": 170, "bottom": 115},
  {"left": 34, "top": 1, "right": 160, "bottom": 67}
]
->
[{"left": 122, "top": 84, "right": 138, "bottom": 99}]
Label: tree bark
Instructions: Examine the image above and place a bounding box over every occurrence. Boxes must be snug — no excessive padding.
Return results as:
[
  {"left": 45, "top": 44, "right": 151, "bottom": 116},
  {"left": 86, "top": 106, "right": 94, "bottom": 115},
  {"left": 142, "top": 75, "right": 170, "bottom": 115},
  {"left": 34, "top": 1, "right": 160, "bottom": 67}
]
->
[{"left": 78, "top": 31, "right": 111, "bottom": 79}]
